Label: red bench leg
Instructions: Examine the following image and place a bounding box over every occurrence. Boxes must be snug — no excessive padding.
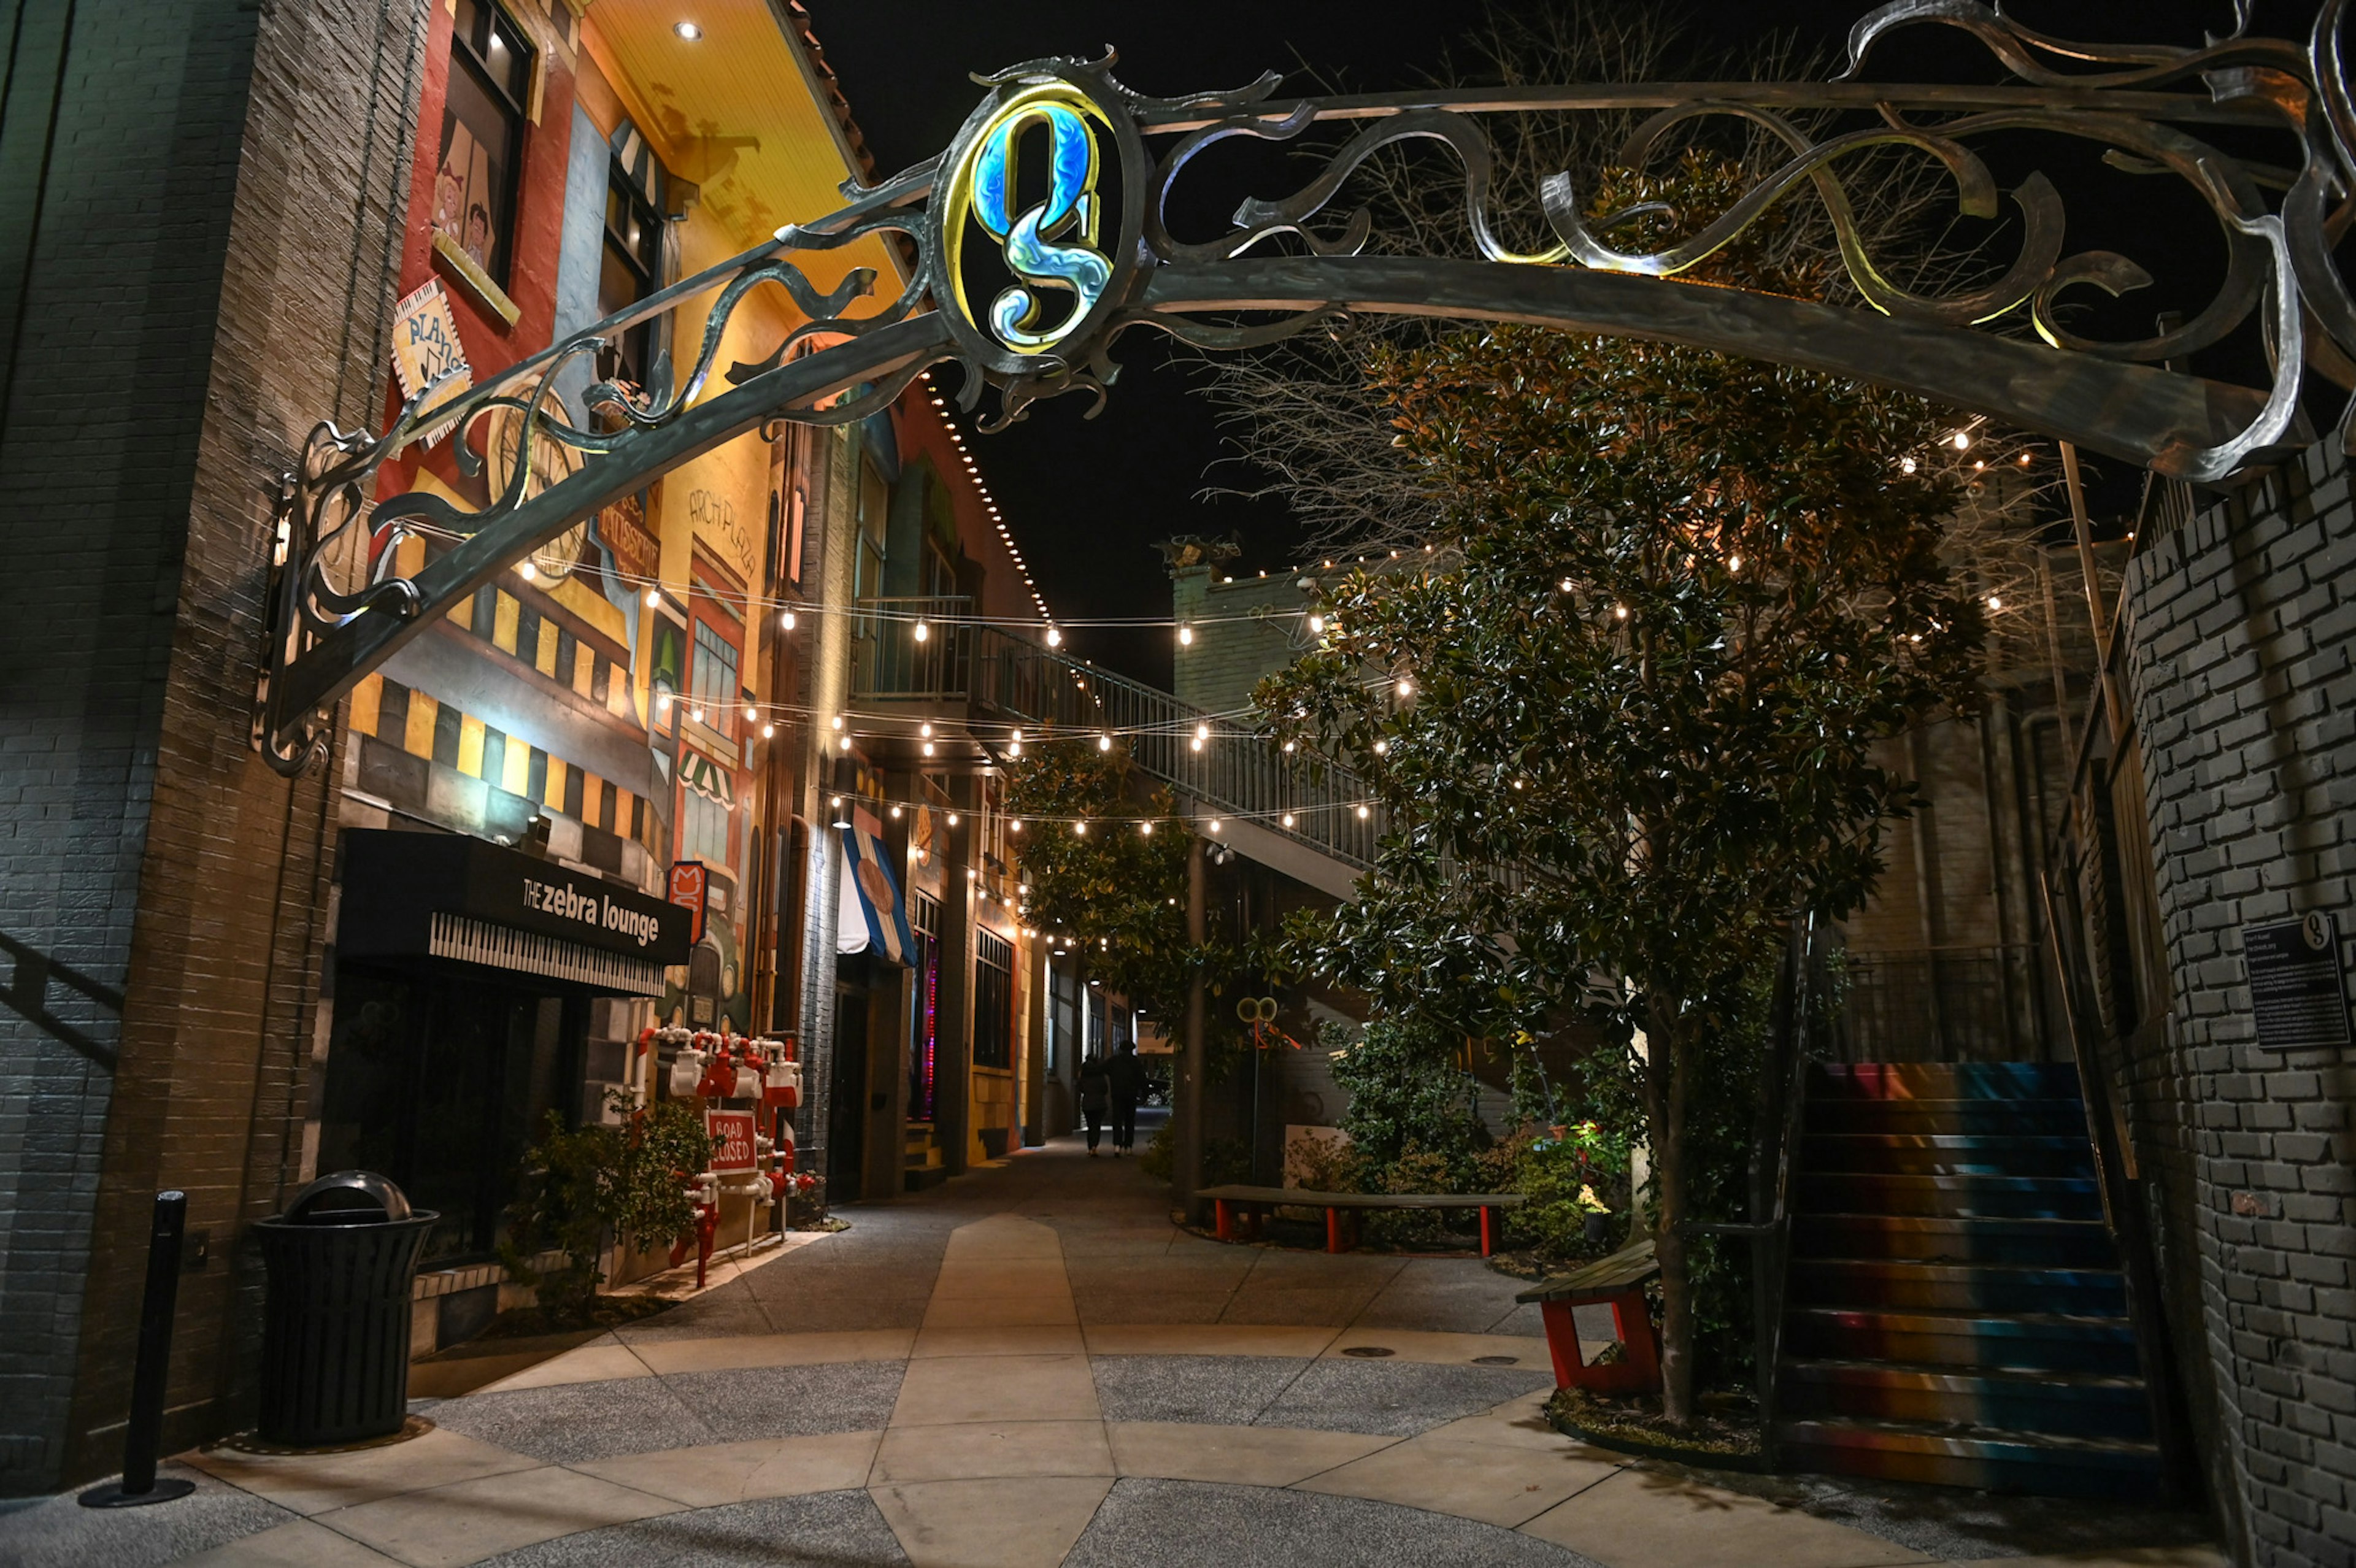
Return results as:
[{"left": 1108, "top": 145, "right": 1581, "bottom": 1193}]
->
[
  {"left": 1215, "top": 1198, "right": 1233, "bottom": 1242},
  {"left": 1326, "top": 1207, "right": 1344, "bottom": 1253},
  {"left": 1479, "top": 1205, "right": 1496, "bottom": 1257},
  {"left": 1538, "top": 1299, "right": 1581, "bottom": 1389},
  {"left": 1611, "top": 1288, "right": 1662, "bottom": 1388}
]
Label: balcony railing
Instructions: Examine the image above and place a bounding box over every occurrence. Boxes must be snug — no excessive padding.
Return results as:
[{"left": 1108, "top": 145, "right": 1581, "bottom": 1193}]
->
[
  {"left": 1823, "top": 942, "right": 2056, "bottom": 1062},
  {"left": 851, "top": 599, "right": 1380, "bottom": 874}
]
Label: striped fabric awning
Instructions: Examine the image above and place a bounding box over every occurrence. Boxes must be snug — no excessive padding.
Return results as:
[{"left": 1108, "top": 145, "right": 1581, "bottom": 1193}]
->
[
  {"left": 428, "top": 912, "right": 666, "bottom": 995},
  {"left": 680, "top": 748, "right": 733, "bottom": 807}
]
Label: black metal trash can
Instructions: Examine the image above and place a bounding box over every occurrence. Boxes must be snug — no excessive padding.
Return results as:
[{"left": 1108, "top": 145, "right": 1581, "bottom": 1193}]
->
[{"left": 253, "top": 1171, "right": 437, "bottom": 1447}]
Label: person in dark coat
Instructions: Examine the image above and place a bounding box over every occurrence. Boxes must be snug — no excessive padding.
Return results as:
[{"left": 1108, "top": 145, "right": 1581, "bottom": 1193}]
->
[
  {"left": 1078, "top": 1050, "right": 1111, "bottom": 1156},
  {"left": 1107, "top": 1040, "right": 1145, "bottom": 1155}
]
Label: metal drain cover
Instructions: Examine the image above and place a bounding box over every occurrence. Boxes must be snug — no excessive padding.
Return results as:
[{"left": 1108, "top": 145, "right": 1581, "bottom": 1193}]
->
[
  {"left": 1339, "top": 1345, "right": 1396, "bottom": 1358},
  {"left": 1471, "top": 1355, "right": 1520, "bottom": 1366}
]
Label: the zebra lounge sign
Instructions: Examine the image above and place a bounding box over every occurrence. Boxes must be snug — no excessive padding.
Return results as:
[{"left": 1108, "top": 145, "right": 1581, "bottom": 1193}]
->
[{"left": 338, "top": 828, "right": 693, "bottom": 995}]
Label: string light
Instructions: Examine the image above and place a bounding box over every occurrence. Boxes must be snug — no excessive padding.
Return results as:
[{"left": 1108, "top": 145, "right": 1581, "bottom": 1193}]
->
[
  {"left": 656, "top": 693, "right": 672, "bottom": 713},
  {"left": 1195, "top": 723, "right": 1210, "bottom": 742},
  {"left": 744, "top": 705, "right": 757, "bottom": 721},
  {"left": 1098, "top": 734, "right": 1112, "bottom": 751},
  {"left": 914, "top": 620, "right": 930, "bottom": 642},
  {"left": 1012, "top": 820, "right": 1024, "bottom": 832},
  {"left": 1558, "top": 578, "right": 1573, "bottom": 593},
  {"left": 1901, "top": 456, "right": 1918, "bottom": 475},
  {"left": 1074, "top": 821, "right": 1087, "bottom": 836},
  {"left": 690, "top": 705, "right": 706, "bottom": 723},
  {"left": 839, "top": 734, "right": 852, "bottom": 750},
  {"left": 761, "top": 723, "right": 776, "bottom": 738},
  {"left": 645, "top": 587, "right": 662, "bottom": 607},
  {"left": 1207, "top": 819, "right": 1222, "bottom": 832},
  {"left": 1281, "top": 812, "right": 1295, "bottom": 828},
  {"left": 1178, "top": 624, "right": 1193, "bottom": 645},
  {"left": 1952, "top": 430, "right": 1972, "bottom": 451},
  {"left": 1045, "top": 626, "right": 1062, "bottom": 647},
  {"left": 1373, "top": 739, "right": 1388, "bottom": 755},
  {"left": 1139, "top": 821, "right": 1153, "bottom": 835},
  {"left": 890, "top": 805, "right": 902, "bottom": 818},
  {"left": 1727, "top": 556, "right": 1742, "bottom": 574},
  {"left": 1283, "top": 740, "right": 1296, "bottom": 753},
  {"left": 780, "top": 610, "right": 796, "bottom": 629},
  {"left": 1307, "top": 613, "right": 1325, "bottom": 633},
  {"left": 1395, "top": 677, "right": 1412, "bottom": 696},
  {"left": 921, "top": 741, "right": 935, "bottom": 756},
  {"left": 1355, "top": 804, "right": 1370, "bottom": 818},
  {"left": 1987, "top": 595, "right": 2003, "bottom": 611},
  {"left": 947, "top": 812, "right": 959, "bottom": 826},
  {"left": 920, "top": 723, "right": 933, "bottom": 737},
  {"left": 1614, "top": 604, "right": 1628, "bottom": 620},
  {"left": 517, "top": 559, "right": 537, "bottom": 581},
  {"left": 832, "top": 715, "right": 845, "bottom": 730}
]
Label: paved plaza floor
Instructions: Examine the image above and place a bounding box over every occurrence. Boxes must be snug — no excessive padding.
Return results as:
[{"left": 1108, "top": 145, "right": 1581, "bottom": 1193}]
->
[{"left": 2, "top": 1128, "right": 2225, "bottom": 1568}]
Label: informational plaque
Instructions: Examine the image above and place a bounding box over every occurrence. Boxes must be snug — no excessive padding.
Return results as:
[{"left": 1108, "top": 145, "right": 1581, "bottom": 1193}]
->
[{"left": 2243, "top": 913, "right": 2352, "bottom": 1050}]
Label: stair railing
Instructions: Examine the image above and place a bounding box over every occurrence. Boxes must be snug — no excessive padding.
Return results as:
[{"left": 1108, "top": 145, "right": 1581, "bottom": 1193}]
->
[
  {"left": 2038, "top": 871, "right": 2199, "bottom": 1497},
  {"left": 962, "top": 626, "right": 1384, "bottom": 872}
]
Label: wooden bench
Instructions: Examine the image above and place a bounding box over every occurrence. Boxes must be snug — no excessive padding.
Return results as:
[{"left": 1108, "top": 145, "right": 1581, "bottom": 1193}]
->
[
  {"left": 1199, "top": 1185, "right": 1526, "bottom": 1256},
  {"left": 1515, "top": 1237, "right": 1660, "bottom": 1393}
]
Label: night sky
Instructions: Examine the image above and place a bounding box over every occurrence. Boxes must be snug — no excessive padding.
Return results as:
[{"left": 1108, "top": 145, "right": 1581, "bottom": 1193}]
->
[{"left": 800, "top": 0, "right": 2311, "bottom": 683}]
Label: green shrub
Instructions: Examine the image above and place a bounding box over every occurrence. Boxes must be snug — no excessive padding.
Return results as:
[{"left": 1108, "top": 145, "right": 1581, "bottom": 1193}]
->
[{"left": 502, "top": 1092, "right": 718, "bottom": 1318}]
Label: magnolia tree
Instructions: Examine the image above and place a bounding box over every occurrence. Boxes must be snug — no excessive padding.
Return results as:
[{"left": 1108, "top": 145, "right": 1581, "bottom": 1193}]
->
[
  {"left": 1002, "top": 737, "right": 1193, "bottom": 1023},
  {"left": 1255, "top": 183, "right": 1987, "bottom": 1419}
]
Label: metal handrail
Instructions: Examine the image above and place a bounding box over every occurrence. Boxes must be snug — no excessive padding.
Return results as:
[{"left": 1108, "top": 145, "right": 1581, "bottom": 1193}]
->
[{"left": 850, "top": 605, "right": 1382, "bottom": 873}]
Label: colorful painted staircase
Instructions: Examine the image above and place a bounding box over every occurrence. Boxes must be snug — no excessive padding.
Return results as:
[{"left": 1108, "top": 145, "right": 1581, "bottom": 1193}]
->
[{"left": 1774, "top": 1062, "right": 2166, "bottom": 1499}]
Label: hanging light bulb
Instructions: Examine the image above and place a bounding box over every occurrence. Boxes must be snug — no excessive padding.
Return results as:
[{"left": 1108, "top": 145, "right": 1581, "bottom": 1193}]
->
[
  {"left": 1195, "top": 723, "right": 1210, "bottom": 742},
  {"left": 1012, "top": 820, "right": 1023, "bottom": 832},
  {"left": 761, "top": 723, "right": 776, "bottom": 739},
  {"left": 1614, "top": 604, "right": 1628, "bottom": 620},
  {"left": 1074, "top": 821, "right": 1087, "bottom": 836},
  {"left": 1356, "top": 804, "right": 1371, "bottom": 819},
  {"left": 645, "top": 586, "right": 662, "bottom": 607},
  {"left": 1558, "top": 578, "right": 1573, "bottom": 593},
  {"left": 1901, "top": 456, "right": 1918, "bottom": 475},
  {"left": 1283, "top": 739, "right": 1296, "bottom": 753},
  {"left": 921, "top": 741, "right": 935, "bottom": 756},
  {"left": 832, "top": 714, "right": 845, "bottom": 730},
  {"left": 947, "top": 812, "right": 959, "bottom": 826},
  {"left": 1952, "top": 429, "right": 1972, "bottom": 451},
  {"left": 1395, "top": 677, "right": 1412, "bottom": 696},
  {"left": 1727, "top": 556, "right": 1742, "bottom": 574},
  {"left": 1177, "top": 624, "right": 1193, "bottom": 645},
  {"left": 1045, "top": 626, "right": 1062, "bottom": 647},
  {"left": 1281, "top": 812, "right": 1296, "bottom": 829},
  {"left": 839, "top": 734, "right": 853, "bottom": 751},
  {"left": 1011, "top": 730, "right": 1023, "bottom": 744},
  {"left": 1987, "top": 595, "right": 2003, "bottom": 611},
  {"left": 1139, "top": 821, "right": 1153, "bottom": 835},
  {"left": 690, "top": 705, "right": 705, "bottom": 723},
  {"left": 914, "top": 620, "right": 930, "bottom": 643},
  {"left": 656, "top": 692, "right": 672, "bottom": 714},
  {"left": 781, "top": 610, "right": 796, "bottom": 630},
  {"left": 1009, "top": 741, "right": 1022, "bottom": 758},
  {"left": 1207, "top": 818, "right": 1222, "bottom": 833},
  {"left": 920, "top": 722, "right": 933, "bottom": 737},
  {"left": 744, "top": 704, "right": 758, "bottom": 721},
  {"left": 890, "top": 804, "right": 902, "bottom": 819},
  {"left": 1190, "top": 737, "right": 1203, "bottom": 753},
  {"left": 1373, "top": 739, "right": 1388, "bottom": 755},
  {"left": 1307, "top": 613, "right": 1325, "bottom": 633},
  {"left": 1098, "top": 734, "right": 1112, "bottom": 751},
  {"left": 517, "top": 559, "right": 537, "bottom": 582}
]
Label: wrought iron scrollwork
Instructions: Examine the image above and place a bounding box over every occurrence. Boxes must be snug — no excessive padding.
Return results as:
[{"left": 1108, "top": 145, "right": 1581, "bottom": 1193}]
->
[{"left": 260, "top": 0, "right": 2356, "bottom": 774}]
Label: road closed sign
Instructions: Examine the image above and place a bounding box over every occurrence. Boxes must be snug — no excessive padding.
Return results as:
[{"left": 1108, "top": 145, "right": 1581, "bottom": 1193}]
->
[{"left": 706, "top": 1108, "right": 758, "bottom": 1174}]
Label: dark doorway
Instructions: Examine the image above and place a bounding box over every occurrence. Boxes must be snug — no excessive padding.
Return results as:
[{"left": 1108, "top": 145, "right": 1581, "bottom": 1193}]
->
[
  {"left": 828, "top": 983, "right": 868, "bottom": 1202},
  {"left": 318, "top": 964, "right": 587, "bottom": 1266}
]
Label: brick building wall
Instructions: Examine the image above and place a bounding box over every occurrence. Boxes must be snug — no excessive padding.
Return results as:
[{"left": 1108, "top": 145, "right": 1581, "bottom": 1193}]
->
[
  {"left": 0, "top": 0, "right": 425, "bottom": 1492},
  {"left": 2124, "top": 444, "right": 2356, "bottom": 1567}
]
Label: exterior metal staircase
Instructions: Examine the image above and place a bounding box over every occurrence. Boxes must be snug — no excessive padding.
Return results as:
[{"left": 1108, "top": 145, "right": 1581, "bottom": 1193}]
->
[
  {"left": 853, "top": 599, "right": 1378, "bottom": 894},
  {"left": 1774, "top": 1061, "right": 2166, "bottom": 1499}
]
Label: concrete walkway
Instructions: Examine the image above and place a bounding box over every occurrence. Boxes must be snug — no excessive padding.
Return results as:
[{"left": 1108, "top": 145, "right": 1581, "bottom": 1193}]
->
[{"left": 3, "top": 1133, "right": 2225, "bottom": 1568}]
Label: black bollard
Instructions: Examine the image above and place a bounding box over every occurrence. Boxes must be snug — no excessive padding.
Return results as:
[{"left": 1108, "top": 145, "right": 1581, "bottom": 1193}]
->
[{"left": 79, "top": 1191, "right": 197, "bottom": 1508}]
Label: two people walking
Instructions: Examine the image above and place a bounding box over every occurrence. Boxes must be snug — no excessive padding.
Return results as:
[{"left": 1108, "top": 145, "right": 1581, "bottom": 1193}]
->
[{"left": 1080, "top": 1040, "right": 1145, "bottom": 1156}]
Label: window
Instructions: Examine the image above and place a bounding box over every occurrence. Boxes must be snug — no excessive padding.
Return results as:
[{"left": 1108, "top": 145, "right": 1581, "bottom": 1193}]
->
[
  {"left": 682, "top": 787, "right": 730, "bottom": 867},
  {"left": 599, "top": 121, "right": 666, "bottom": 386},
  {"left": 434, "top": 0, "right": 532, "bottom": 286},
  {"left": 855, "top": 460, "right": 889, "bottom": 601},
  {"left": 1050, "top": 964, "right": 1077, "bottom": 1075},
  {"left": 690, "top": 620, "right": 738, "bottom": 719},
  {"left": 909, "top": 893, "right": 941, "bottom": 1120},
  {"left": 974, "top": 931, "right": 1014, "bottom": 1069}
]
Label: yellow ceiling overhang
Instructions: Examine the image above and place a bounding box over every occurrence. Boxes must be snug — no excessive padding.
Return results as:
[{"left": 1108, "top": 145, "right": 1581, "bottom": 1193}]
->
[{"left": 580, "top": 1, "right": 908, "bottom": 296}]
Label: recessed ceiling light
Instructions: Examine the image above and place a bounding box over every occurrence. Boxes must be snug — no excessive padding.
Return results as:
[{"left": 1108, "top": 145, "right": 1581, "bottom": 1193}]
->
[{"left": 674, "top": 20, "right": 702, "bottom": 40}]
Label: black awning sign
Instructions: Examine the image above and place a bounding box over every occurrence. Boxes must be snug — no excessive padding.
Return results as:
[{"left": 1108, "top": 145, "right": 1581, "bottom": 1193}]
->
[{"left": 2243, "top": 913, "right": 2352, "bottom": 1051}]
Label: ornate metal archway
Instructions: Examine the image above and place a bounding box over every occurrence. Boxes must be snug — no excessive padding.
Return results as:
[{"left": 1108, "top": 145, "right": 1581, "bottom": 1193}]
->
[{"left": 260, "top": 0, "right": 2356, "bottom": 772}]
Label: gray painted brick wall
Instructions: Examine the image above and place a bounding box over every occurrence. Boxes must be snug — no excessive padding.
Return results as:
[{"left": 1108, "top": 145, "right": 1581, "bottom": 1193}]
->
[
  {"left": 0, "top": 0, "right": 424, "bottom": 1492},
  {"left": 2126, "top": 444, "right": 2356, "bottom": 1567}
]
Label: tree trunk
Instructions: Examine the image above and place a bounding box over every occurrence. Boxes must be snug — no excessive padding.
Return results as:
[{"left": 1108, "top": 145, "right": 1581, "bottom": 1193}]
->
[{"left": 1645, "top": 993, "right": 1697, "bottom": 1426}]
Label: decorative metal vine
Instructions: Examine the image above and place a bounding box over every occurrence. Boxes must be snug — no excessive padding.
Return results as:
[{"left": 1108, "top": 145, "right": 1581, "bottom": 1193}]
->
[{"left": 261, "top": 0, "right": 2356, "bottom": 774}]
